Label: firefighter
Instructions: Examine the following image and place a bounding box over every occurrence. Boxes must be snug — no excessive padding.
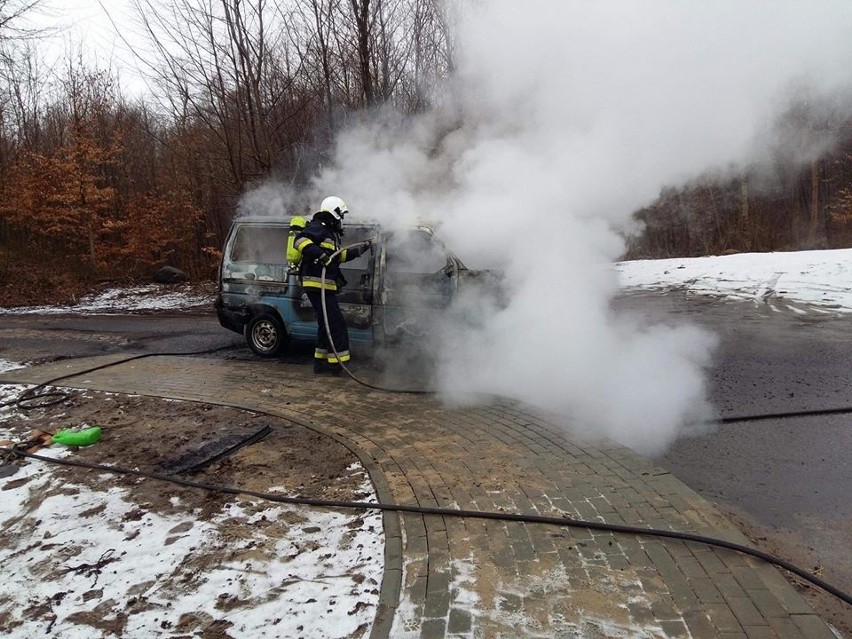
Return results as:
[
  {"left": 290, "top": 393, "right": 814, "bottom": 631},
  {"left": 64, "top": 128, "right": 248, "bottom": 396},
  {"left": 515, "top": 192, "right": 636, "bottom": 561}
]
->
[{"left": 293, "top": 196, "right": 374, "bottom": 374}]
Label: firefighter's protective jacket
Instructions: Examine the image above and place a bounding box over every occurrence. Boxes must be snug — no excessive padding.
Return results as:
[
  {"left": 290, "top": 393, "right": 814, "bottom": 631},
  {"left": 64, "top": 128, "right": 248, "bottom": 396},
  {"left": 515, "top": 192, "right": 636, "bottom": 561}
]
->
[{"left": 294, "top": 217, "right": 368, "bottom": 291}]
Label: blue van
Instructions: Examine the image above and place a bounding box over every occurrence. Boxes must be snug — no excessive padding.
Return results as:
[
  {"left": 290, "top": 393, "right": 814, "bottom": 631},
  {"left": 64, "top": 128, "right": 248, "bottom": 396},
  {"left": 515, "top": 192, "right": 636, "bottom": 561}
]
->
[{"left": 215, "top": 217, "right": 489, "bottom": 356}]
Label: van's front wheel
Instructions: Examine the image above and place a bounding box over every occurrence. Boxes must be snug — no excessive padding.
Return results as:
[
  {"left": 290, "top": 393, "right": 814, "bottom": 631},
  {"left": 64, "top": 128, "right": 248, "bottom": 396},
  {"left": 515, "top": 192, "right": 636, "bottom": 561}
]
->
[{"left": 246, "top": 312, "right": 287, "bottom": 357}]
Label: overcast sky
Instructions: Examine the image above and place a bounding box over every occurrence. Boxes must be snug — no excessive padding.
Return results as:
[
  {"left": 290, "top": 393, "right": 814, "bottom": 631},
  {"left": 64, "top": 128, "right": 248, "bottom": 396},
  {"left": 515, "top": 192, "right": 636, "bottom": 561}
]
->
[{"left": 28, "top": 0, "right": 149, "bottom": 95}]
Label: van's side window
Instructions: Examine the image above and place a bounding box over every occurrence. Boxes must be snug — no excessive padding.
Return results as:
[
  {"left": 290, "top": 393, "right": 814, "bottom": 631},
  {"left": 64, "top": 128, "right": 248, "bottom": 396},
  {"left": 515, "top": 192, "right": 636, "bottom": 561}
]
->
[
  {"left": 231, "top": 226, "right": 289, "bottom": 264},
  {"left": 387, "top": 230, "right": 448, "bottom": 274}
]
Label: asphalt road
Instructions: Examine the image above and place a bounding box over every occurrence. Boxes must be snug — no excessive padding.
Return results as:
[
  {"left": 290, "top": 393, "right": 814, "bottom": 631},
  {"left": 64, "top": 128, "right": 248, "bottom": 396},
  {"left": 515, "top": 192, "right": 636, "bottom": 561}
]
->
[
  {"left": 618, "top": 290, "right": 852, "bottom": 598},
  {"left": 0, "top": 314, "right": 240, "bottom": 360},
  {"left": 2, "top": 295, "right": 851, "bottom": 595},
  {"left": 610, "top": 291, "right": 852, "bottom": 519}
]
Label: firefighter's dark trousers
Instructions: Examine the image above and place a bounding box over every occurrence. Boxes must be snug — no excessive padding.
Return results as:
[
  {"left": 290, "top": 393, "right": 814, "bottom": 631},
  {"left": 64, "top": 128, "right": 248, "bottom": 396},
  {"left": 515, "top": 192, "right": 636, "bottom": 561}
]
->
[{"left": 305, "top": 289, "right": 351, "bottom": 368}]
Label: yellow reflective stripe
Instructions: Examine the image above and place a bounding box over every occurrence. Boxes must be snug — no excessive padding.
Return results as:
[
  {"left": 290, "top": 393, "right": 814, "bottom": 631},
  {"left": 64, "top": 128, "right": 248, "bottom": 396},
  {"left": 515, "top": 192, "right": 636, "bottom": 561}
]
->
[
  {"left": 314, "top": 349, "right": 328, "bottom": 360},
  {"left": 327, "top": 351, "right": 351, "bottom": 363},
  {"left": 340, "top": 249, "right": 348, "bottom": 261},
  {"left": 301, "top": 277, "right": 337, "bottom": 291},
  {"left": 294, "top": 237, "right": 313, "bottom": 251},
  {"left": 319, "top": 241, "right": 336, "bottom": 250}
]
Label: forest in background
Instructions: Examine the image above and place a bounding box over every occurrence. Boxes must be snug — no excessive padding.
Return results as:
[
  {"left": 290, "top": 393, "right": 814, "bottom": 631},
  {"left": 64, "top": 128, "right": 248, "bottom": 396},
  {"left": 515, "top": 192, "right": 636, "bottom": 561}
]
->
[
  {"left": 1, "top": 0, "right": 852, "bottom": 306},
  {"left": 626, "top": 101, "right": 852, "bottom": 260},
  {"left": 0, "top": 0, "right": 455, "bottom": 304}
]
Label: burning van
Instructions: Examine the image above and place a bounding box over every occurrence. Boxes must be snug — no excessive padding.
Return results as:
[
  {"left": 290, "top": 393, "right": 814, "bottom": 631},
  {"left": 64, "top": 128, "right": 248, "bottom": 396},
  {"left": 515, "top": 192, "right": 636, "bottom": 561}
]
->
[{"left": 215, "top": 217, "right": 501, "bottom": 356}]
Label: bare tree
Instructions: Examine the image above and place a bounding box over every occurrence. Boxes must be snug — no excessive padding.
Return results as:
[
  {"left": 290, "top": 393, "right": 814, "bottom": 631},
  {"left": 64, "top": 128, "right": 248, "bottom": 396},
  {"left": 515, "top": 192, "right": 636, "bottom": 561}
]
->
[
  {"left": 348, "top": 0, "right": 374, "bottom": 106},
  {"left": 0, "top": 42, "right": 46, "bottom": 167},
  {"left": 291, "top": 0, "right": 454, "bottom": 113},
  {"left": 0, "top": 0, "right": 43, "bottom": 38},
  {"left": 130, "top": 0, "right": 303, "bottom": 188},
  {"left": 0, "top": 0, "right": 50, "bottom": 163},
  {"left": 292, "top": 0, "right": 339, "bottom": 128},
  {"left": 411, "top": 0, "right": 454, "bottom": 107}
]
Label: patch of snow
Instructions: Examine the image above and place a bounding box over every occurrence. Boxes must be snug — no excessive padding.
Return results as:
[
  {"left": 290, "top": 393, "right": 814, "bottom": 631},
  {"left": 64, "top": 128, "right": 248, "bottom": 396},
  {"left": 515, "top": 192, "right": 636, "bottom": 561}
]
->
[
  {"left": 0, "top": 464, "right": 383, "bottom": 638},
  {"left": 0, "top": 359, "right": 25, "bottom": 373},
  {"left": 0, "top": 389, "right": 385, "bottom": 638},
  {"left": 484, "top": 564, "right": 672, "bottom": 639},
  {"left": 0, "top": 284, "right": 214, "bottom": 315},
  {"left": 391, "top": 532, "right": 686, "bottom": 638},
  {"left": 616, "top": 248, "right": 852, "bottom": 313},
  {"left": 0, "top": 384, "right": 31, "bottom": 424}
]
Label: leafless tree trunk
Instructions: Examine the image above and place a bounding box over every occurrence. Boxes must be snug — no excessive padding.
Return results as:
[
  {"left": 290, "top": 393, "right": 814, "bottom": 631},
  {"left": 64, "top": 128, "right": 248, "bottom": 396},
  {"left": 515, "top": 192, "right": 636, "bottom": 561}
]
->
[
  {"left": 408, "top": 0, "right": 455, "bottom": 108},
  {"left": 739, "top": 175, "right": 750, "bottom": 249},
  {"left": 349, "top": 0, "right": 374, "bottom": 106},
  {"left": 294, "top": 0, "right": 338, "bottom": 129},
  {"left": 807, "top": 158, "right": 822, "bottom": 245}
]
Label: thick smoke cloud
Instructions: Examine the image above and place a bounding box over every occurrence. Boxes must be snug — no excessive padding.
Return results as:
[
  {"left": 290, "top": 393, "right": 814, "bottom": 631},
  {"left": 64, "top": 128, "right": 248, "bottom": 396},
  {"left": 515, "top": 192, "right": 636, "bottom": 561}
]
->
[{"left": 304, "top": 1, "right": 852, "bottom": 454}]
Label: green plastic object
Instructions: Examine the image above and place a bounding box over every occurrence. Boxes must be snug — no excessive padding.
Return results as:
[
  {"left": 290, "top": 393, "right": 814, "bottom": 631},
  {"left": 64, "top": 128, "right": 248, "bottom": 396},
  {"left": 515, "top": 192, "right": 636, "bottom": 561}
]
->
[{"left": 52, "top": 426, "right": 102, "bottom": 447}]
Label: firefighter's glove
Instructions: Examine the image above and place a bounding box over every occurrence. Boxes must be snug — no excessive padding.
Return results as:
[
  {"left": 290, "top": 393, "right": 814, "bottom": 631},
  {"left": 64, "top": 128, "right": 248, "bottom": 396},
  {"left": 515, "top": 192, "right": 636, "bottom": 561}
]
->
[{"left": 361, "top": 239, "right": 375, "bottom": 253}]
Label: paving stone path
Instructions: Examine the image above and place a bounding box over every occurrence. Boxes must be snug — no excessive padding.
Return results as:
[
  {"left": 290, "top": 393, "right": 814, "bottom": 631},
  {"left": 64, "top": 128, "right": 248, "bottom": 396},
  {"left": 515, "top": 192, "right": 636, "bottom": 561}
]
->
[{"left": 1, "top": 354, "right": 836, "bottom": 639}]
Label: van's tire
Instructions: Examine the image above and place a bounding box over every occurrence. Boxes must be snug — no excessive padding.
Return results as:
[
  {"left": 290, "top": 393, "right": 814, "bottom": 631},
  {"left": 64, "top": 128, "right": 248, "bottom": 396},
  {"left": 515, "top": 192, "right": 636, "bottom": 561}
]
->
[{"left": 245, "top": 312, "right": 288, "bottom": 357}]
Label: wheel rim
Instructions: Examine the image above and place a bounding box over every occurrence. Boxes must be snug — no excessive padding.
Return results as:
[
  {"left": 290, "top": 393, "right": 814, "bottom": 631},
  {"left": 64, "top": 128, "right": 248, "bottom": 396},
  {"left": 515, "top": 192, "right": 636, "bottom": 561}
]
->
[{"left": 251, "top": 320, "right": 278, "bottom": 352}]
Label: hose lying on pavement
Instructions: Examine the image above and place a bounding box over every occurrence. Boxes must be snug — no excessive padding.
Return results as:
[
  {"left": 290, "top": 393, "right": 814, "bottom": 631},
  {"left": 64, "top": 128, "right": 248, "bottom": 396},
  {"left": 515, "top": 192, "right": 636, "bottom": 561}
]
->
[
  {"left": 0, "top": 345, "right": 239, "bottom": 410},
  {"left": 2, "top": 308, "right": 850, "bottom": 608},
  {"left": 320, "top": 244, "right": 852, "bottom": 427},
  {"left": 3, "top": 445, "right": 851, "bottom": 608}
]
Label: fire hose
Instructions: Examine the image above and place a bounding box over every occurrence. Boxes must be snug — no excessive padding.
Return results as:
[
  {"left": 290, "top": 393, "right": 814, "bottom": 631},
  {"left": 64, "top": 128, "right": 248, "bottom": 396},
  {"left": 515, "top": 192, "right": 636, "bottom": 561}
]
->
[
  {"left": 312, "top": 241, "right": 852, "bottom": 608},
  {"left": 0, "top": 255, "right": 849, "bottom": 609},
  {"left": 2, "top": 441, "right": 850, "bottom": 608},
  {"left": 0, "top": 338, "right": 850, "bottom": 607}
]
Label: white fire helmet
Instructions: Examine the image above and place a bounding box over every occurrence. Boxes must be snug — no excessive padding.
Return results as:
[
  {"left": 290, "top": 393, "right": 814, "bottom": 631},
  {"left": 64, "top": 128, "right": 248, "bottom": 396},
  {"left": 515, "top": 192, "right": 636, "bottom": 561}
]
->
[{"left": 319, "top": 195, "right": 348, "bottom": 221}]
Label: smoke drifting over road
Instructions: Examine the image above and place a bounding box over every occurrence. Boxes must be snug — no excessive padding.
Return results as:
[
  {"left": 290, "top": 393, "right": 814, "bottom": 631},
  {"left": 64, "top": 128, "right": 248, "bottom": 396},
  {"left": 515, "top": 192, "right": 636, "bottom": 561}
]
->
[{"left": 305, "top": 1, "right": 852, "bottom": 454}]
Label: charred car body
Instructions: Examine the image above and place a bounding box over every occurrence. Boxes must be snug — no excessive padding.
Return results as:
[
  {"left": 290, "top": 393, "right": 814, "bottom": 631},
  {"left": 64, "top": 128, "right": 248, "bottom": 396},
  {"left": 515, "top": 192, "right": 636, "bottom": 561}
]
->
[{"left": 216, "top": 217, "right": 501, "bottom": 356}]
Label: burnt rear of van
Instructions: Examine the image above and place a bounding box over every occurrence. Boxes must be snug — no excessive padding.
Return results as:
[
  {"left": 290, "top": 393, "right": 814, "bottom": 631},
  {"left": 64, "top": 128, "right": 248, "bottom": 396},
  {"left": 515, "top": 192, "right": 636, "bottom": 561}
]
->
[{"left": 216, "top": 219, "right": 294, "bottom": 335}]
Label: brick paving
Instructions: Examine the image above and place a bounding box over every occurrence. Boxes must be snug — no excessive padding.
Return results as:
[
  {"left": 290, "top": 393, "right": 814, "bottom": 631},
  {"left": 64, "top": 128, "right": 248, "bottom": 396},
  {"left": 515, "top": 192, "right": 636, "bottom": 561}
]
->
[{"left": 0, "top": 354, "right": 837, "bottom": 639}]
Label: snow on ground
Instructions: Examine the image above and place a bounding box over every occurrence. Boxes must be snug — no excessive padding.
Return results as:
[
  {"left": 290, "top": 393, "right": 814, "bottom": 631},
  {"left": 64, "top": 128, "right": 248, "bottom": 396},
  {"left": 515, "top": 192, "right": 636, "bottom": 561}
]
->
[
  {"left": 616, "top": 247, "right": 852, "bottom": 314},
  {"left": 2, "top": 247, "right": 851, "bottom": 637},
  {"left": 0, "top": 359, "right": 26, "bottom": 373},
  {"left": 0, "top": 284, "right": 215, "bottom": 315},
  {"left": 3, "top": 248, "right": 851, "bottom": 317},
  {"left": 1, "top": 281, "right": 386, "bottom": 637},
  {"left": 0, "top": 383, "right": 384, "bottom": 639}
]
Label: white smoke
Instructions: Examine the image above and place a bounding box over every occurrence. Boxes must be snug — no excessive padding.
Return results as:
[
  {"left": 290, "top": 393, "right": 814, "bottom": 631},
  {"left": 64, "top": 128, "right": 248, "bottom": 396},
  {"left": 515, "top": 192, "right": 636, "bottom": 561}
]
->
[
  {"left": 236, "top": 182, "right": 305, "bottom": 218},
  {"left": 308, "top": 1, "right": 852, "bottom": 454}
]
